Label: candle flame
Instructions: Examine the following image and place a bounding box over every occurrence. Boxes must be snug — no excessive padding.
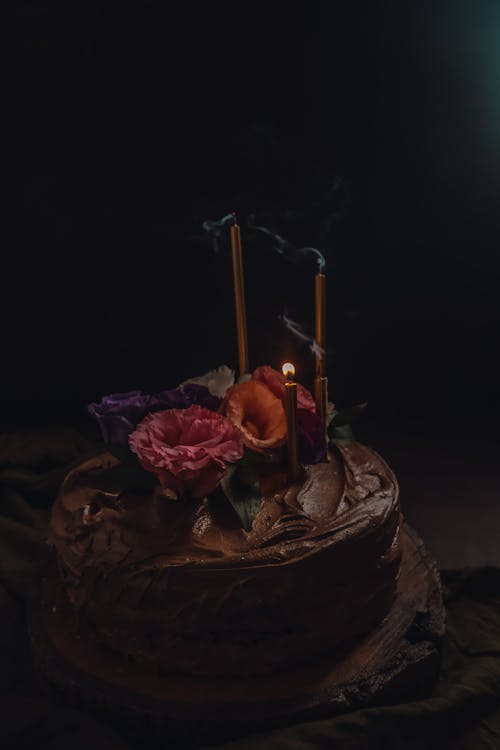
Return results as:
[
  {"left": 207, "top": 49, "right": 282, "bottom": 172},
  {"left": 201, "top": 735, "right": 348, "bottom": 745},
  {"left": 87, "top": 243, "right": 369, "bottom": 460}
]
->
[{"left": 282, "top": 362, "right": 296, "bottom": 378}]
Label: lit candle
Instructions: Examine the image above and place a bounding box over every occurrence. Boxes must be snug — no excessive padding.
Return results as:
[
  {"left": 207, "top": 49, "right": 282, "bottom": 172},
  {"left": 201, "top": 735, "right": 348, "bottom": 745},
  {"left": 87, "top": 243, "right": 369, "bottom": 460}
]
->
[
  {"left": 230, "top": 212, "right": 249, "bottom": 377},
  {"left": 282, "top": 362, "right": 299, "bottom": 481},
  {"left": 314, "top": 261, "right": 328, "bottom": 428}
]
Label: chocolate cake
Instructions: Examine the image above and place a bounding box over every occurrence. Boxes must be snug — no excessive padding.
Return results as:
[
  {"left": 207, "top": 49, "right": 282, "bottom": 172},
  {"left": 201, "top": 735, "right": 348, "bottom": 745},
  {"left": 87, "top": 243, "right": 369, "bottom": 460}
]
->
[
  {"left": 35, "top": 215, "right": 443, "bottom": 737},
  {"left": 48, "top": 441, "right": 401, "bottom": 678}
]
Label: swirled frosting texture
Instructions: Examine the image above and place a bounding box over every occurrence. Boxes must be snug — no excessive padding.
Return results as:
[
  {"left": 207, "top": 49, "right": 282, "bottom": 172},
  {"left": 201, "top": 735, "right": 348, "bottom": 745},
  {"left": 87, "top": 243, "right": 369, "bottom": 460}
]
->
[{"left": 49, "top": 443, "right": 401, "bottom": 676}]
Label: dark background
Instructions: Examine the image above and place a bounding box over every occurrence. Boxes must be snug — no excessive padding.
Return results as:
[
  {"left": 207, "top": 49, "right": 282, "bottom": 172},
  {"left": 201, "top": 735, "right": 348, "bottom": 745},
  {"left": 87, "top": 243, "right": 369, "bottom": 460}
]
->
[{"left": 10, "top": 1, "right": 500, "bottom": 437}]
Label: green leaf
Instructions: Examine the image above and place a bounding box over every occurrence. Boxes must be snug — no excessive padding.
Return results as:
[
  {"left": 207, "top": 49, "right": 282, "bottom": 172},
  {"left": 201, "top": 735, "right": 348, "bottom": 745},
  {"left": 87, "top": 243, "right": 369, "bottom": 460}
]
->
[
  {"left": 327, "top": 403, "right": 368, "bottom": 444},
  {"left": 220, "top": 459, "right": 262, "bottom": 532},
  {"left": 330, "top": 403, "right": 368, "bottom": 427},
  {"left": 237, "top": 450, "right": 274, "bottom": 484},
  {"left": 330, "top": 423, "right": 356, "bottom": 444},
  {"left": 326, "top": 409, "right": 337, "bottom": 428}
]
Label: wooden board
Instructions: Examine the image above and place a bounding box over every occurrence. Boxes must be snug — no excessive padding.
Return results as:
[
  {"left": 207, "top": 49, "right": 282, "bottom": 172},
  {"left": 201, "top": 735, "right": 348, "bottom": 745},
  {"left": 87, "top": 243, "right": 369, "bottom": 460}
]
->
[{"left": 28, "top": 522, "right": 445, "bottom": 746}]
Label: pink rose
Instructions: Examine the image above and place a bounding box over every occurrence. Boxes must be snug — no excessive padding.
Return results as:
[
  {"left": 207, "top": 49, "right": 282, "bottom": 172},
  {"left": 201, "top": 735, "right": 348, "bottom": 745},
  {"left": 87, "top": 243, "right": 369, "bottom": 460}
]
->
[
  {"left": 129, "top": 404, "right": 243, "bottom": 498},
  {"left": 252, "top": 365, "right": 316, "bottom": 413}
]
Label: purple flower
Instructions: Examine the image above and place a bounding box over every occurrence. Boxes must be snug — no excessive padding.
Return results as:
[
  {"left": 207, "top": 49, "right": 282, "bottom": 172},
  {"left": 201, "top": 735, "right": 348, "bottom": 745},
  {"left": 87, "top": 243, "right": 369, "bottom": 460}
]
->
[
  {"left": 88, "top": 391, "right": 152, "bottom": 445},
  {"left": 151, "top": 384, "right": 221, "bottom": 413},
  {"left": 297, "top": 408, "right": 328, "bottom": 464},
  {"left": 88, "top": 385, "right": 221, "bottom": 445}
]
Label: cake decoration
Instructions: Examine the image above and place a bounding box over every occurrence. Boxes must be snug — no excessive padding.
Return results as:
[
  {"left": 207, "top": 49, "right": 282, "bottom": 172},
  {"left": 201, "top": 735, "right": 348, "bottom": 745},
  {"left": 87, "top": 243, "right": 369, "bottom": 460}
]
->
[
  {"left": 229, "top": 212, "right": 249, "bottom": 377},
  {"left": 129, "top": 405, "right": 244, "bottom": 499},
  {"left": 282, "top": 362, "right": 299, "bottom": 481},
  {"left": 86, "top": 362, "right": 348, "bottom": 529}
]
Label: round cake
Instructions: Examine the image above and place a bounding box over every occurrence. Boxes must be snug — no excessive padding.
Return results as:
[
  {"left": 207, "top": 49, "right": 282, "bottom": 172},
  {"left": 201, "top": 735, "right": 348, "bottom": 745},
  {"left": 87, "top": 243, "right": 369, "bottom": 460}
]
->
[{"left": 48, "top": 441, "right": 402, "bottom": 678}]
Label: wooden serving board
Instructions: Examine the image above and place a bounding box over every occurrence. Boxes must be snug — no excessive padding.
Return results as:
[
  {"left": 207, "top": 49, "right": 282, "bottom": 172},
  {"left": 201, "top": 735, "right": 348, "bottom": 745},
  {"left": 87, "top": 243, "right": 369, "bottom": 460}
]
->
[{"left": 28, "top": 522, "right": 445, "bottom": 746}]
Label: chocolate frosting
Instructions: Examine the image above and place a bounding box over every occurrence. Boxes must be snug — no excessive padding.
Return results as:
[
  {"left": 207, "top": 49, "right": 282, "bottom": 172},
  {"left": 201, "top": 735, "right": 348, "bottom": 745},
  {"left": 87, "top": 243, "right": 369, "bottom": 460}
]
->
[{"left": 49, "top": 443, "right": 401, "bottom": 676}]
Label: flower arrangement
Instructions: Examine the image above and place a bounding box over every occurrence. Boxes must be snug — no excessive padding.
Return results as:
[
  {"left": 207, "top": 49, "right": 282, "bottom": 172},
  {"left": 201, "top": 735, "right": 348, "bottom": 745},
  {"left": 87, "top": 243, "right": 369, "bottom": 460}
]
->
[{"left": 88, "top": 365, "right": 363, "bottom": 529}]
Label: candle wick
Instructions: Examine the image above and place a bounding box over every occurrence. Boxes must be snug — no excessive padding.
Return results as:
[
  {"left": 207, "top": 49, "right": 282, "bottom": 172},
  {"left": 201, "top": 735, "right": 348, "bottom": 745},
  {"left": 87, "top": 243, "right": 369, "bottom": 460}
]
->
[{"left": 232, "top": 210, "right": 238, "bottom": 226}]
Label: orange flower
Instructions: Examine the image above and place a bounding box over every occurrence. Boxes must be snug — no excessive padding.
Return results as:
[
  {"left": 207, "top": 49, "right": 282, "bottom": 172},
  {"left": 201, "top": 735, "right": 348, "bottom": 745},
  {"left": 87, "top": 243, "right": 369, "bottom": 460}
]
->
[
  {"left": 221, "top": 380, "right": 287, "bottom": 453},
  {"left": 252, "top": 365, "right": 316, "bottom": 413}
]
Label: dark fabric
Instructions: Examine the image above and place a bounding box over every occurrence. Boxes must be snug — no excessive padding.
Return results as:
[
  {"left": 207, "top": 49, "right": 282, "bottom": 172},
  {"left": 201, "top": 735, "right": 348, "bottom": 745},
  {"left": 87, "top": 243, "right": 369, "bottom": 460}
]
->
[{"left": 0, "top": 430, "right": 499, "bottom": 750}]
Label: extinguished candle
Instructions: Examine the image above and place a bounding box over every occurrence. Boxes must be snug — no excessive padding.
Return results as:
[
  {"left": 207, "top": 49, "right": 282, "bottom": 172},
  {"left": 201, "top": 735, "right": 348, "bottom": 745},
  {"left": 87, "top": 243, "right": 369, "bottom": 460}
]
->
[
  {"left": 230, "top": 212, "right": 249, "bottom": 377},
  {"left": 282, "top": 362, "right": 299, "bottom": 482},
  {"left": 314, "top": 262, "right": 328, "bottom": 428}
]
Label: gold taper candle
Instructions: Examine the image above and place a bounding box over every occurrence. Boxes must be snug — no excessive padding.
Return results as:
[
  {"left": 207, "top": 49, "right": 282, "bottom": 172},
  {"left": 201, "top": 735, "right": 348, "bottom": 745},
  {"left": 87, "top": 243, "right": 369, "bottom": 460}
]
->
[
  {"left": 230, "top": 212, "right": 249, "bottom": 376},
  {"left": 314, "top": 376, "right": 328, "bottom": 429},
  {"left": 315, "top": 266, "right": 326, "bottom": 376},
  {"left": 282, "top": 362, "right": 299, "bottom": 481},
  {"left": 314, "top": 263, "right": 328, "bottom": 426}
]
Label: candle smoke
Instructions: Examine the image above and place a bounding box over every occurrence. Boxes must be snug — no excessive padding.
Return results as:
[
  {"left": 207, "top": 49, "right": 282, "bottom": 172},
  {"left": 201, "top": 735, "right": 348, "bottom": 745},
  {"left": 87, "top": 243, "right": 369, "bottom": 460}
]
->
[
  {"left": 202, "top": 213, "right": 234, "bottom": 253},
  {"left": 200, "top": 175, "right": 347, "bottom": 262},
  {"left": 247, "top": 216, "right": 326, "bottom": 270},
  {"left": 201, "top": 213, "right": 329, "bottom": 270},
  {"left": 279, "top": 312, "right": 324, "bottom": 359}
]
